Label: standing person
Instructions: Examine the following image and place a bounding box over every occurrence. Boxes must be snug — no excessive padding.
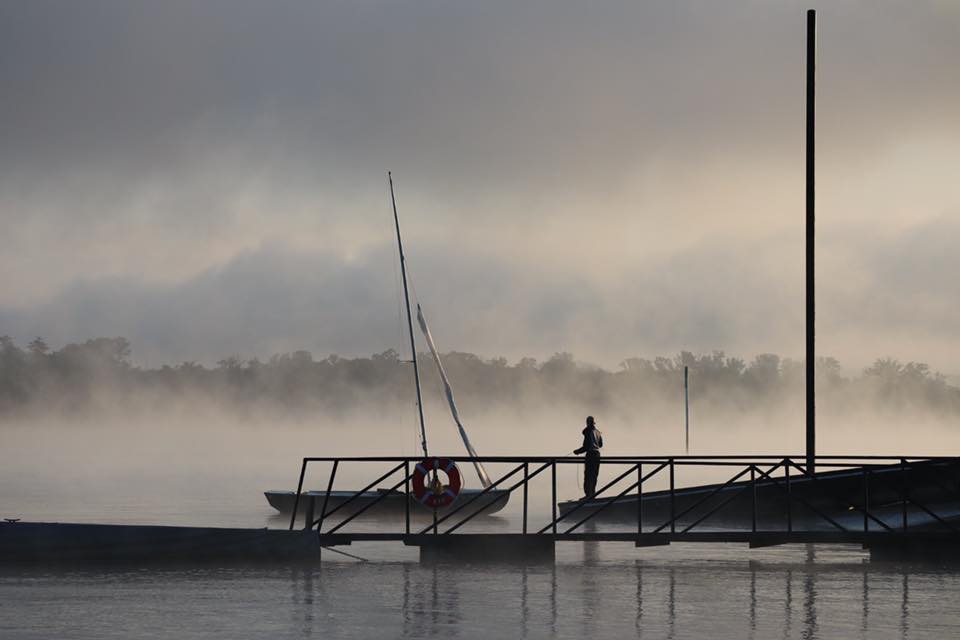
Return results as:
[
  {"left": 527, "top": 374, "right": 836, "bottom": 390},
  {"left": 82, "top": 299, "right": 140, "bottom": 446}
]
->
[{"left": 573, "top": 416, "right": 603, "bottom": 498}]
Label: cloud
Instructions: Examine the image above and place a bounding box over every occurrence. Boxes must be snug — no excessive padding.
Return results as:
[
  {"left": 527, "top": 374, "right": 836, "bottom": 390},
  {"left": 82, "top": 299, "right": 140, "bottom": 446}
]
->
[
  {"left": 2, "top": 213, "right": 957, "bottom": 373},
  {"left": 1, "top": 1, "right": 958, "bottom": 372}
]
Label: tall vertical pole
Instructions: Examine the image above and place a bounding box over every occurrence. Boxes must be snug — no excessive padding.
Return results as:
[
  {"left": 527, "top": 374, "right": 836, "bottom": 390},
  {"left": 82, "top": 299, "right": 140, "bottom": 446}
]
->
[
  {"left": 684, "top": 366, "right": 690, "bottom": 454},
  {"left": 389, "top": 172, "right": 429, "bottom": 458},
  {"left": 805, "top": 9, "right": 816, "bottom": 476}
]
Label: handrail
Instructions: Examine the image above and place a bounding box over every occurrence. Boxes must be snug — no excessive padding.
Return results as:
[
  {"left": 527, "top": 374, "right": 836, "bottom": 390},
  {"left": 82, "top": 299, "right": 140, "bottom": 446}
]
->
[
  {"left": 312, "top": 461, "right": 406, "bottom": 527},
  {"left": 289, "top": 454, "right": 960, "bottom": 542},
  {"left": 676, "top": 463, "right": 783, "bottom": 533},
  {"left": 564, "top": 464, "right": 641, "bottom": 534},
  {"left": 652, "top": 464, "right": 753, "bottom": 533},
  {"left": 536, "top": 463, "right": 658, "bottom": 534},
  {"left": 443, "top": 462, "right": 552, "bottom": 534},
  {"left": 325, "top": 472, "right": 413, "bottom": 534},
  {"left": 754, "top": 464, "right": 847, "bottom": 531},
  {"left": 297, "top": 455, "right": 957, "bottom": 464}
]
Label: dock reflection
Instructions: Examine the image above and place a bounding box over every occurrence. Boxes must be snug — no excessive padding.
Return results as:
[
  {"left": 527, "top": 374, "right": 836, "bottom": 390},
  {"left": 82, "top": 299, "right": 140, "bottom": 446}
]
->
[{"left": 284, "top": 548, "right": 932, "bottom": 639}]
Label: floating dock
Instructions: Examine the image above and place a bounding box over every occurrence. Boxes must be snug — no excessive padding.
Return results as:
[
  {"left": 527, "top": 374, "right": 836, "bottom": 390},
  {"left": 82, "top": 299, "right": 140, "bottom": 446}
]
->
[
  {"left": 0, "top": 522, "right": 320, "bottom": 564},
  {"left": 5, "top": 455, "right": 960, "bottom": 565}
]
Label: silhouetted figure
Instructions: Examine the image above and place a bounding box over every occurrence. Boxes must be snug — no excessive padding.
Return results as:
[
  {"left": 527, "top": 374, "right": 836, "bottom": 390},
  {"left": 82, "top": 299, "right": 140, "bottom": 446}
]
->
[{"left": 573, "top": 416, "right": 603, "bottom": 498}]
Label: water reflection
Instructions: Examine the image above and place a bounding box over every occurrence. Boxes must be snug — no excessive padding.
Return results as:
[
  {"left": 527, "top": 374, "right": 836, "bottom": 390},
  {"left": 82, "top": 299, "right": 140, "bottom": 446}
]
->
[
  {"left": 550, "top": 563, "right": 558, "bottom": 636},
  {"left": 400, "top": 562, "right": 463, "bottom": 634},
  {"left": 784, "top": 569, "right": 793, "bottom": 639},
  {"left": 802, "top": 545, "right": 819, "bottom": 640},
  {"left": 635, "top": 561, "right": 643, "bottom": 630},
  {"left": 802, "top": 568, "right": 818, "bottom": 640},
  {"left": 520, "top": 565, "right": 529, "bottom": 639},
  {"left": 289, "top": 568, "right": 315, "bottom": 637},
  {"left": 861, "top": 569, "right": 869, "bottom": 638},
  {"left": 901, "top": 572, "right": 909, "bottom": 638},
  {"left": 667, "top": 565, "right": 676, "bottom": 640},
  {"left": 3, "top": 555, "right": 936, "bottom": 639}
]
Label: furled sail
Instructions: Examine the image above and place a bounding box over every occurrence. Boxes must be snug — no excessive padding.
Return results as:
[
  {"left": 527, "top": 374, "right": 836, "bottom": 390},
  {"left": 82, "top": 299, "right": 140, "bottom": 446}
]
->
[{"left": 416, "top": 304, "right": 493, "bottom": 488}]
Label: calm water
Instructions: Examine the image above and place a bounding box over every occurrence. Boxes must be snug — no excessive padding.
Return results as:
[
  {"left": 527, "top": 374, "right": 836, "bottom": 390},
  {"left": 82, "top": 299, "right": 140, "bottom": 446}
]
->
[{"left": 3, "top": 548, "right": 960, "bottom": 639}]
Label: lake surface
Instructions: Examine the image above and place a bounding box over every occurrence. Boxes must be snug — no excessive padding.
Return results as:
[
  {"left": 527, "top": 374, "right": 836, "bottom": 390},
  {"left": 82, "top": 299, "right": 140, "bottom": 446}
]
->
[{"left": 3, "top": 547, "right": 959, "bottom": 639}]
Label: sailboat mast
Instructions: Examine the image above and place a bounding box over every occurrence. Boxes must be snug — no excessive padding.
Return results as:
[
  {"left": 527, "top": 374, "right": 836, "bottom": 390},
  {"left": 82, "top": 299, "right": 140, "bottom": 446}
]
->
[{"left": 389, "top": 172, "right": 429, "bottom": 458}]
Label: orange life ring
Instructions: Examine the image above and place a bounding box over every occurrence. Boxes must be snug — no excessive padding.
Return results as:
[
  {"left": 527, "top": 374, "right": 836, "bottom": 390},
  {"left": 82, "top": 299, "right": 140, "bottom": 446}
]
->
[{"left": 412, "top": 457, "right": 462, "bottom": 509}]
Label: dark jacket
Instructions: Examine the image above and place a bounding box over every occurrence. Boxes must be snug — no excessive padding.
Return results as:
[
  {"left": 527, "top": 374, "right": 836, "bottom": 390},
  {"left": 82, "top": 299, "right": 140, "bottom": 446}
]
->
[{"left": 574, "top": 426, "right": 603, "bottom": 455}]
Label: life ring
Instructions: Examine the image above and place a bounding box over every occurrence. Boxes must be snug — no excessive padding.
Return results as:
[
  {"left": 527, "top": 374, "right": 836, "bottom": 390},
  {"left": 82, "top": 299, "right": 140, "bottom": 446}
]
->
[{"left": 412, "top": 457, "right": 462, "bottom": 509}]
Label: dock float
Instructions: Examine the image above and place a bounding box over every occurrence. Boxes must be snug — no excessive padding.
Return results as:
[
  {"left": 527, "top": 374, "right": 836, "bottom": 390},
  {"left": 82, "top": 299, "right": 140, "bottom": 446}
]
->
[{"left": 0, "top": 522, "right": 320, "bottom": 564}]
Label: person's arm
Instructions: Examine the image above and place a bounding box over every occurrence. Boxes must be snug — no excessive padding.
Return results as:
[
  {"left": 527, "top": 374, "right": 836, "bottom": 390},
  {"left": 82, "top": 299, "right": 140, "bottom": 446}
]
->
[{"left": 573, "top": 432, "right": 587, "bottom": 454}]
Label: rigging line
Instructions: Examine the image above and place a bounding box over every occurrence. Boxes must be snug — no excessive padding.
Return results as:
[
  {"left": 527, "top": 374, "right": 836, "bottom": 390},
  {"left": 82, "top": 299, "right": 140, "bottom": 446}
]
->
[{"left": 321, "top": 545, "right": 369, "bottom": 562}]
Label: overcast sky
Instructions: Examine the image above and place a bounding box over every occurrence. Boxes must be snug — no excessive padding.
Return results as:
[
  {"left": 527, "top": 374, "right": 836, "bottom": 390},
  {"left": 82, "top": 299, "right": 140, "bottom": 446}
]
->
[{"left": 1, "top": 1, "right": 958, "bottom": 371}]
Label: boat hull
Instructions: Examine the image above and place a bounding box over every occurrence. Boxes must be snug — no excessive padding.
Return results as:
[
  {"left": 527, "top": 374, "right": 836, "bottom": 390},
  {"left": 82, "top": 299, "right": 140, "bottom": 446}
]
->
[
  {"left": 557, "top": 459, "right": 960, "bottom": 530},
  {"left": 266, "top": 488, "right": 511, "bottom": 517}
]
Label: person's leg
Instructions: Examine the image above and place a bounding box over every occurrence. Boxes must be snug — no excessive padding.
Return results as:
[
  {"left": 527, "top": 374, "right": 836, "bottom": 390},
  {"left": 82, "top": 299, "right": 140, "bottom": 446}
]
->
[{"left": 585, "top": 454, "right": 600, "bottom": 497}]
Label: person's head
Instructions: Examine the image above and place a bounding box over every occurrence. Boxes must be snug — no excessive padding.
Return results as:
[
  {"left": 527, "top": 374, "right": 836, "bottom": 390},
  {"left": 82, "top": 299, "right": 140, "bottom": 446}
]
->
[{"left": 586, "top": 416, "right": 595, "bottom": 428}]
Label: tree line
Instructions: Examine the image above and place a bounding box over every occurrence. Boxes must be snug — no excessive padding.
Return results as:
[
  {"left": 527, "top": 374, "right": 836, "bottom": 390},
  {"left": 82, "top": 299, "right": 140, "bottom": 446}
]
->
[{"left": 2, "top": 335, "right": 959, "bottom": 418}]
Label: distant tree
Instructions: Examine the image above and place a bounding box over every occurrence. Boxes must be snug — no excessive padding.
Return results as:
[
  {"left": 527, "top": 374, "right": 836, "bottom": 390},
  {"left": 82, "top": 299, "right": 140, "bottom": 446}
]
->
[
  {"left": 27, "top": 337, "right": 49, "bottom": 357},
  {"left": 517, "top": 357, "right": 538, "bottom": 370}
]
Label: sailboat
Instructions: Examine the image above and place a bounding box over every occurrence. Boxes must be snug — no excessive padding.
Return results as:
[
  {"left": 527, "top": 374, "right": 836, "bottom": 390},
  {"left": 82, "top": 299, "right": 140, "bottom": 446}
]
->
[{"left": 265, "top": 173, "right": 510, "bottom": 517}]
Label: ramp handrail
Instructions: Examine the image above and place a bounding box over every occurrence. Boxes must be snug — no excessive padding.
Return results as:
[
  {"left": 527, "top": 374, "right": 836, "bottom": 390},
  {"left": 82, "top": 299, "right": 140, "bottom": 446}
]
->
[{"left": 284, "top": 455, "right": 960, "bottom": 545}]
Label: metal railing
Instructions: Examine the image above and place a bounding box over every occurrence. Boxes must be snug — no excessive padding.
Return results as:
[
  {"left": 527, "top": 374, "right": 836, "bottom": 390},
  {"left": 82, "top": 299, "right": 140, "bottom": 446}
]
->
[{"left": 286, "top": 455, "right": 960, "bottom": 544}]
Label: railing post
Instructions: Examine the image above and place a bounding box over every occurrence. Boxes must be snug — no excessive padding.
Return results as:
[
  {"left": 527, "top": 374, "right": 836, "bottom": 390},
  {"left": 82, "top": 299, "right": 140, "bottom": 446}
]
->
[
  {"left": 669, "top": 458, "right": 676, "bottom": 534},
  {"left": 637, "top": 462, "right": 643, "bottom": 536},
  {"left": 317, "top": 460, "right": 339, "bottom": 534},
  {"left": 751, "top": 465, "right": 757, "bottom": 533},
  {"left": 551, "top": 460, "right": 558, "bottom": 535},
  {"left": 289, "top": 458, "right": 308, "bottom": 531},
  {"left": 405, "top": 459, "right": 411, "bottom": 535},
  {"left": 523, "top": 462, "right": 529, "bottom": 535},
  {"left": 433, "top": 508, "right": 438, "bottom": 535},
  {"left": 785, "top": 459, "right": 792, "bottom": 533},
  {"left": 901, "top": 458, "right": 908, "bottom": 532},
  {"left": 863, "top": 467, "right": 870, "bottom": 533}
]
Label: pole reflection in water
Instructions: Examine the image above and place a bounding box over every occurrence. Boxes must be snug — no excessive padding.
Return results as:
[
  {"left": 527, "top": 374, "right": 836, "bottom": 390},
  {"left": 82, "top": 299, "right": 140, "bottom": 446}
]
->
[
  {"left": 802, "top": 545, "right": 818, "bottom": 640},
  {"left": 580, "top": 523, "right": 601, "bottom": 639},
  {"left": 667, "top": 565, "right": 676, "bottom": 640},
  {"left": 291, "top": 568, "right": 315, "bottom": 638},
  {"left": 901, "top": 572, "right": 909, "bottom": 638},
  {"left": 520, "top": 565, "right": 529, "bottom": 639},
  {"left": 402, "top": 563, "right": 411, "bottom": 635},
  {"left": 400, "top": 563, "right": 463, "bottom": 634},
  {"left": 635, "top": 561, "right": 643, "bottom": 631},
  {"left": 550, "top": 563, "right": 558, "bottom": 637},
  {"left": 784, "top": 568, "right": 793, "bottom": 640},
  {"left": 802, "top": 568, "right": 818, "bottom": 639},
  {"left": 861, "top": 569, "right": 869, "bottom": 638}
]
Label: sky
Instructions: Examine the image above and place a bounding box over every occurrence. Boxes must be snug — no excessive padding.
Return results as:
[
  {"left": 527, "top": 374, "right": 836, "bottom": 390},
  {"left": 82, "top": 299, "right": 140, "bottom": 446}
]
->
[{"left": 1, "top": 0, "right": 958, "bottom": 372}]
